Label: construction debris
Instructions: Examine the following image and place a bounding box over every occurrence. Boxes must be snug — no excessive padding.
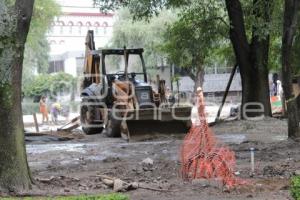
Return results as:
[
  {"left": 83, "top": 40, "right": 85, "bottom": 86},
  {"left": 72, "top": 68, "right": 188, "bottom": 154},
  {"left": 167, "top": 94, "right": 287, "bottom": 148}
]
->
[
  {"left": 57, "top": 116, "right": 80, "bottom": 131},
  {"left": 142, "top": 158, "right": 154, "bottom": 166},
  {"left": 113, "top": 179, "right": 129, "bottom": 192},
  {"left": 96, "top": 174, "right": 173, "bottom": 192},
  {"left": 102, "top": 178, "right": 114, "bottom": 187},
  {"left": 295, "top": 170, "right": 300, "bottom": 176},
  {"left": 141, "top": 158, "right": 154, "bottom": 171},
  {"left": 97, "top": 175, "right": 134, "bottom": 192}
]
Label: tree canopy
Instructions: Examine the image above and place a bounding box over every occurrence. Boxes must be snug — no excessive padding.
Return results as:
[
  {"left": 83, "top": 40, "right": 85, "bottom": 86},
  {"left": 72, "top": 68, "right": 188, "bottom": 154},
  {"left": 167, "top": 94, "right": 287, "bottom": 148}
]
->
[
  {"left": 161, "top": 1, "right": 230, "bottom": 82},
  {"left": 24, "top": 72, "right": 75, "bottom": 99},
  {"left": 108, "top": 1, "right": 233, "bottom": 88},
  {"left": 109, "top": 8, "right": 177, "bottom": 69},
  {"left": 108, "top": 8, "right": 178, "bottom": 82},
  {"left": 22, "top": 0, "right": 60, "bottom": 89}
]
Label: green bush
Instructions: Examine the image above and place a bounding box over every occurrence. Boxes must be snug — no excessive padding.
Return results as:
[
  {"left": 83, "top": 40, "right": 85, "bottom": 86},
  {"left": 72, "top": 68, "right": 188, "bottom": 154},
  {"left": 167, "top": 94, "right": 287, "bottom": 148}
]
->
[
  {"left": 23, "top": 72, "right": 75, "bottom": 99},
  {"left": 22, "top": 102, "right": 39, "bottom": 115},
  {"left": 291, "top": 176, "right": 300, "bottom": 200}
]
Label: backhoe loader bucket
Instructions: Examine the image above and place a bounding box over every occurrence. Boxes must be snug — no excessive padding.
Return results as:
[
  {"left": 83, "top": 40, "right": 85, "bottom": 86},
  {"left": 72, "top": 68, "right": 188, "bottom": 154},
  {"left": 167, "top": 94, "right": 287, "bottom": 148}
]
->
[{"left": 120, "top": 106, "right": 192, "bottom": 141}]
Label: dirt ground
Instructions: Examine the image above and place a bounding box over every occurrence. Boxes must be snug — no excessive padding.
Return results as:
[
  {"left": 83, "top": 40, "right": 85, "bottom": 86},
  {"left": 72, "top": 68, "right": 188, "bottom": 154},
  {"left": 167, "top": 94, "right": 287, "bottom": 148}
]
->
[{"left": 19, "top": 117, "right": 300, "bottom": 199}]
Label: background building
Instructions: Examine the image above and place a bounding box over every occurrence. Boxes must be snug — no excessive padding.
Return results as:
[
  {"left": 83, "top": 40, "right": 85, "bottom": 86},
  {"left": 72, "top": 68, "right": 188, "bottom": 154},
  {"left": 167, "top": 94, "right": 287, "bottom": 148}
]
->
[
  {"left": 151, "top": 65, "right": 242, "bottom": 103},
  {"left": 47, "top": 0, "right": 115, "bottom": 77}
]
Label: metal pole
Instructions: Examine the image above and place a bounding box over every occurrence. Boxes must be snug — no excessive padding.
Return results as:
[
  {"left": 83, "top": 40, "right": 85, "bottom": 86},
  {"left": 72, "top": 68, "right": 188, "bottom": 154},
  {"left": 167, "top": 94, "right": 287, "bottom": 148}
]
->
[
  {"left": 250, "top": 147, "right": 255, "bottom": 175},
  {"left": 216, "top": 64, "right": 238, "bottom": 122}
]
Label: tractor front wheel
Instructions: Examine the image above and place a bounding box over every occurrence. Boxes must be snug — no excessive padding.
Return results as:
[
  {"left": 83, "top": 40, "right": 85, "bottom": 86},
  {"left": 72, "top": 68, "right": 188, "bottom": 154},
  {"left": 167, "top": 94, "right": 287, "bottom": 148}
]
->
[
  {"left": 80, "top": 98, "right": 104, "bottom": 135},
  {"left": 104, "top": 112, "right": 121, "bottom": 137}
]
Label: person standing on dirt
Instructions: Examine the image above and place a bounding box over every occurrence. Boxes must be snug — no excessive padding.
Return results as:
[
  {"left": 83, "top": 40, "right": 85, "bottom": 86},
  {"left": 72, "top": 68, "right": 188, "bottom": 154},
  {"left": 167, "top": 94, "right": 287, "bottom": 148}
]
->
[
  {"left": 271, "top": 73, "right": 279, "bottom": 96},
  {"left": 39, "top": 96, "right": 49, "bottom": 124},
  {"left": 51, "top": 101, "right": 62, "bottom": 124}
]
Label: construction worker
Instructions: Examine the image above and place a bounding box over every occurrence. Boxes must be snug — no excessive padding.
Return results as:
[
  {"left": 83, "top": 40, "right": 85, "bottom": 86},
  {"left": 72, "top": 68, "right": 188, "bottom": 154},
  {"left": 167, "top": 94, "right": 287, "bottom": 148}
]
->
[
  {"left": 39, "top": 96, "right": 49, "bottom": 124},
  {"left": 51, "top": 101, "right": 62, "bottom": 124}
]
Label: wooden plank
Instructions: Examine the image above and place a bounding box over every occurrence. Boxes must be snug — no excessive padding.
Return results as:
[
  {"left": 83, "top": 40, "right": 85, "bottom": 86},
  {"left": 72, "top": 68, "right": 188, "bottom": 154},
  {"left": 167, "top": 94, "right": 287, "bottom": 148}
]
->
[
  {"left": 58, "top": 116, "right": 80, "bottom": 130},
  {"left": 64, "top": 123, "right": 80, "bottom": 132},
  {"left": 33, "top": 113, "right": 39, "bottom": 133}
]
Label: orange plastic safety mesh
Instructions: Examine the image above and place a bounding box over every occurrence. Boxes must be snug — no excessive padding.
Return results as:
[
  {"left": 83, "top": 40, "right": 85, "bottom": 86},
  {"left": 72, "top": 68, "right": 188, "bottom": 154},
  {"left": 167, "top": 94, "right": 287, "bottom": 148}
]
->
[{"left": 180, "top": 92, "right": 245, "bottom": 188}]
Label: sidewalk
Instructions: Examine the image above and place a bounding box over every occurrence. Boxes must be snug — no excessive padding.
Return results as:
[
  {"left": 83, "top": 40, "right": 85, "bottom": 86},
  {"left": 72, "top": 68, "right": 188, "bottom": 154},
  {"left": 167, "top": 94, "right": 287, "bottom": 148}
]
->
[
  {"left": 192, "top": 104, "right": 233, "bottom": 124},
  {"left": 23, "top": 112, "right": 79, "bottom": 132}
]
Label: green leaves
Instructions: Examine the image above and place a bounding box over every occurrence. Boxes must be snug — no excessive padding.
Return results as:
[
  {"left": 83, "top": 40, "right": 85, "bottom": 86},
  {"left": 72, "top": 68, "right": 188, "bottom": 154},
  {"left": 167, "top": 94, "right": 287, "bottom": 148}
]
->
[
  {"left": 23, "top": 72, "right": 75, "bottom": 98},
  {"left": 110, "top": 8, "right": 177, "bottom": 69},
  {"left": 96, "top": 0, "right": 286, "bottom": 76},
  {"left": 107, "top": 1, "right": 233, "bottom": 81},
  {"left": 161, "top": 0, "right": 230, "bottom": 72},
  {"left": 291, "top": 176, "right": 300, "bottom": 200},
  {"left": 27, "top": 0, "right": 60, "bottom": 51},
  {"left": 22, "top": 0, "right": 60, "bottom": 86},
  {"left": 242, "top": 0, "right": 282, "bottom": 42},
  {"left": 94, "top": 0, "right": 190, "bottom": 19}
]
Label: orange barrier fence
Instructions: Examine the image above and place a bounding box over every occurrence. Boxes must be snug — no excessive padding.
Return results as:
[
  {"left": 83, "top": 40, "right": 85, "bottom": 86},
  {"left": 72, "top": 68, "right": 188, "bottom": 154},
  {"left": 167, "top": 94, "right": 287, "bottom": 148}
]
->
[{"left": 180, "top": 90, "right": 246, "bottom": 188}]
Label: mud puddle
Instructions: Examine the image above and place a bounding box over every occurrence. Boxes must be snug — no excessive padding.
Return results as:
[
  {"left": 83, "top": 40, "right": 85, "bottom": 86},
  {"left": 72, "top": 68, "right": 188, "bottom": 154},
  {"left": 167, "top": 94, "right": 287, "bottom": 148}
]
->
[{"left": 26, "top": 143, "right": 91, "bottom": 154}]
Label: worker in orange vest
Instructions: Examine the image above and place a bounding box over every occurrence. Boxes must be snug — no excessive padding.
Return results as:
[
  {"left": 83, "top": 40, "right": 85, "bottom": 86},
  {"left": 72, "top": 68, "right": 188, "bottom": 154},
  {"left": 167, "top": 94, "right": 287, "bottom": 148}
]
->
[{"left": 39, "top": 96, "right": 49, "bottom": 124}]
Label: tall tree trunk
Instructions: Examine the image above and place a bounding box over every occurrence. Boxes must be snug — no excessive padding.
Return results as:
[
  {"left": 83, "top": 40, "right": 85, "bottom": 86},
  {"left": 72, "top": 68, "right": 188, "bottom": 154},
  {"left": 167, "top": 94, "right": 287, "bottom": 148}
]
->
[
  {"left": 193, "top": 67, "right": 205, "bottom": 92},
  {"left": 225, "top": 0, "right": 272, "bottom": 118},
  {"left": 281, "top": 0, "right": 300, "bottom": 138},
  {"left": 0, "top": 0, "right": 34, "bottom": 192}
]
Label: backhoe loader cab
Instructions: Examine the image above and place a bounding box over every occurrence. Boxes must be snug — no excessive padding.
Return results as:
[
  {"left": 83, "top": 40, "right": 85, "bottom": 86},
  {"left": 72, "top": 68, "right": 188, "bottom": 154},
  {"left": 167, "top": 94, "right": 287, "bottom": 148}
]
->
[{"left": 80, "top": 30, "right": 192, "bottom": 140}]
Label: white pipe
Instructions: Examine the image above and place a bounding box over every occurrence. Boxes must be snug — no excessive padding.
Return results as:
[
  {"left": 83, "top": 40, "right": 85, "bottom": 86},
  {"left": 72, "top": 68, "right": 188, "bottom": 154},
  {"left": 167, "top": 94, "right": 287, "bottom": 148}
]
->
[{"left": 250, "top": 147, "right": 255, "bottom": 174}]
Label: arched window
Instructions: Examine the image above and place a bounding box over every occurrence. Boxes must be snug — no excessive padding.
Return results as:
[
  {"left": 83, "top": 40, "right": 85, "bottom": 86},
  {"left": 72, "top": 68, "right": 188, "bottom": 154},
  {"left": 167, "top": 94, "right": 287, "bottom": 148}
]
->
[
  {"left": 77, "top": 21, "right": 83, "bottom": 34},
  {"left": 59, "top": 40, "right": 65, "bottom": 45},
  {"left": 94, "top": 22, "right": 100, "bottom": 35},
  {"left": 102, "top": 22, "right": 108, "bottom": 35},
  {"left": 57, "top": 21, "right": 65, "bottom": 26},
  {"left": 86, "top": 21, "right": 92, "bottom": 27},
  {"left": 68, "top": 21, "right": 74, "bottom": 34},
  {"left": 50, "top": 40, "right": 56, "bottom": 45},
  {"left": 86, "top": 21, "right": 92, "bottom": 33},
  {"left": 58, "top": 21, "right": 65, "bottom": 34}
]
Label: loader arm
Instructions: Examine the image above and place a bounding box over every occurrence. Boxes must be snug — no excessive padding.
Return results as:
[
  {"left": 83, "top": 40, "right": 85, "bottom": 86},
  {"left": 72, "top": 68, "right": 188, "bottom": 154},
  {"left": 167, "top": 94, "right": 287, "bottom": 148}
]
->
[{"left": 83, "top": 30, "right": 101, "bottom": 89}]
